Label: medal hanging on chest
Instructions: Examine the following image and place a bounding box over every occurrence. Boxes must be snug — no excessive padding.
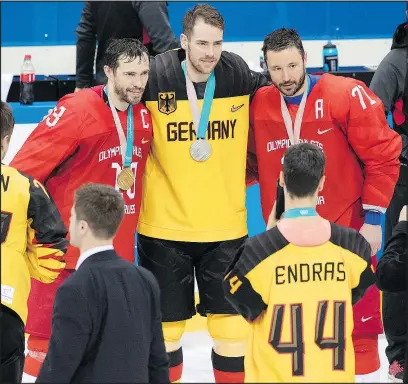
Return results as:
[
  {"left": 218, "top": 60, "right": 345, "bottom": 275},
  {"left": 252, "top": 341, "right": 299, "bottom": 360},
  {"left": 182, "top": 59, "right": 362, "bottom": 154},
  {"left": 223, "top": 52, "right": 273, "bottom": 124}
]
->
[
  {"left": 280, "top": 76, "right": 310, "bottom": 154},
  {"left": 117, "top": 166, "right": 134, "bottom": 191},
  {"left": 105, "top": 86, "right": 135, "bottom": 191},
  {"left": 181, "top": 60, "right": 216, "bottom": 162},
  {"left": 190, "top": 139, "right": 212, "bottom": 162}
]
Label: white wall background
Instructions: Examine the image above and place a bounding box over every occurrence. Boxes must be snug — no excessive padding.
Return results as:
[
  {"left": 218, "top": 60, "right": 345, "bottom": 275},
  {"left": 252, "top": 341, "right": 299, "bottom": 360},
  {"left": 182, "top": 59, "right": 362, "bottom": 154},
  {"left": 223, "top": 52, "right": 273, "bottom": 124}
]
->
[{"left": 1, "top": 38, "right": 390, "bottom": 76}]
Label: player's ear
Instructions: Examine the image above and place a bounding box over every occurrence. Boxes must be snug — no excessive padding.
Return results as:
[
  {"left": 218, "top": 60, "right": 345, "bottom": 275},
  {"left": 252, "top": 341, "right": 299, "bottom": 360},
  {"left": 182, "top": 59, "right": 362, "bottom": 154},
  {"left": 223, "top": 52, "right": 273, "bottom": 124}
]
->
[
  {"left": 1, "top": 135, "right": 9, "bottom": 147},
  {"left": 279, "top": 171, "right": 285, "bottom": 187},
  {"left": 303, "top": 51, "right": 308, "bottom": 67},
  {"left": 1, "top": 135, "right": 10, "bottom": 158},
  {"left": 104, "top": 65, "right": 113, "bottom": 81},
  {"left": 180, "top": 34, "right": 188, "bottom": 51},
  {"left": 79, "top": 220, "right": 89, "bottom": 234},
  {"left": 318, "top": 175, "right": 325, "bottom": 192}
]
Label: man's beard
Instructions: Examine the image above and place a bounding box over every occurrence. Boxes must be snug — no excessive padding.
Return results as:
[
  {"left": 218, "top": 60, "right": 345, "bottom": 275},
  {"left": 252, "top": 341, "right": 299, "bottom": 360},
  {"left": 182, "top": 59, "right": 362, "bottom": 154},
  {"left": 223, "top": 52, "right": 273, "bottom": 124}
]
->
[
  {"left": 275, "top": 69, "right": 306, "bottom": 97},
  {"left": 114, "top": 83, "right": 143, "bottom": 105}
]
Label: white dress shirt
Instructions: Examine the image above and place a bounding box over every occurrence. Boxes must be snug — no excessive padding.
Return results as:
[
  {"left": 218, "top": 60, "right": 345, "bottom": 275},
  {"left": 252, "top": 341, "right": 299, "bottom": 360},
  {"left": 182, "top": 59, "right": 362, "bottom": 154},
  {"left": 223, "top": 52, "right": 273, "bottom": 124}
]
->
[{"left": 75, "top": 245, "right": 114, "bottom": 270}]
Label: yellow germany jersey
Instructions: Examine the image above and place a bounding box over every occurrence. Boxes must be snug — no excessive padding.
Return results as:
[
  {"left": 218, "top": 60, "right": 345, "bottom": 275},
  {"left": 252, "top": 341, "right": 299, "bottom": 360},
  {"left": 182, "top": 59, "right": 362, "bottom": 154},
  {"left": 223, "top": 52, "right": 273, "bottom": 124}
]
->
[
  {"left": 1, "top": 164, "right": 67, "bottom": 324},
  {"left": 139, "top": 49, "right": 266, "bottom": 242},
  {"left": 224, "top": 223, "right": 374, "bottom": 383}
]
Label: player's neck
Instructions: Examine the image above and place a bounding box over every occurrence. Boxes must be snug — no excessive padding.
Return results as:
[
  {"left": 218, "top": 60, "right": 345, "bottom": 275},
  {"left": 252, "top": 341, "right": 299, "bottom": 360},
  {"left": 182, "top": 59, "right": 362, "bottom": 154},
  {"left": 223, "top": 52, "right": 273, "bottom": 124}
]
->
[
  {"left": 185, "top": 59, "right": 211, "bottom": 83},
  {"left": 80, "top": 237, "right": 114, "bottom": 255},
  {"left": 284, "top": 196, "right": 317, "bottom": 212},
  {"left": 106, "top": 83, "right": 129, "bottom": 112}
]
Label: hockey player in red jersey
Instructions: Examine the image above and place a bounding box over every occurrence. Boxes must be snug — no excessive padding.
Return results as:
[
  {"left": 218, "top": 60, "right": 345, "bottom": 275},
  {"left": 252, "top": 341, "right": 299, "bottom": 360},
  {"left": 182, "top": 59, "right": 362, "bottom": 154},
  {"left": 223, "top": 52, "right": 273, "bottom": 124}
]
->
[
  {"left": 247, "top": 28, "right": 402, "bottom": 381},
  {"left": 10, "top": 38, "right": 153, "bottom": 378}
]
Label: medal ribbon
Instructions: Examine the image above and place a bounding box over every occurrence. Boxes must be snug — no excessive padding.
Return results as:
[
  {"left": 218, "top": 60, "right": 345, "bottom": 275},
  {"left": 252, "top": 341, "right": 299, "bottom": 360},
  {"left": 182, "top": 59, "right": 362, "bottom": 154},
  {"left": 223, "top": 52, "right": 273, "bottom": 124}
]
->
[
  {"left": 104, "top": 86, "right": 134, "bottom": 168},
  {"left": 283, "top": 207, "right": 318, "bottom": 219},
  {"left": 181, "top": 60, "right": 216, "bottom": 140},
  {"left": 280, "top": 76, "right": 310, "bottom": 146}
]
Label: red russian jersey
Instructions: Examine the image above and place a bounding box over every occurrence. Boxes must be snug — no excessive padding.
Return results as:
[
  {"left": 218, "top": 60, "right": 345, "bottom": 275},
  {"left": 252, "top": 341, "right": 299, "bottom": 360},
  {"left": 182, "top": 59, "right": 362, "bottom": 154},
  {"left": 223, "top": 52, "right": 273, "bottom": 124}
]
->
[
  {"left": 248, "top": 74, "right": 402, "bottom": 336},
  {"left": 248, "top": 74, "right": 401, "bottom": 227},
  {"left": 11, "top": 86, "right": 153, "bottom": 269}
]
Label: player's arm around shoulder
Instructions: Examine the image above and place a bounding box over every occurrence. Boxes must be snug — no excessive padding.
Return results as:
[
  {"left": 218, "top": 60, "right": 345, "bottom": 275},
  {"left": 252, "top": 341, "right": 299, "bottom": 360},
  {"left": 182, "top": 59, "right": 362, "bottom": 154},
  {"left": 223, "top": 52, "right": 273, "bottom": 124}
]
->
[
  {"left": 223, "top": 51, "right": 269, "bottom": 101},
  {"left": 25, "top": 173, "right": 68, "bottom": 283},
  {"left": 376, "top": 206, "right": 407, "bottom": 293}
]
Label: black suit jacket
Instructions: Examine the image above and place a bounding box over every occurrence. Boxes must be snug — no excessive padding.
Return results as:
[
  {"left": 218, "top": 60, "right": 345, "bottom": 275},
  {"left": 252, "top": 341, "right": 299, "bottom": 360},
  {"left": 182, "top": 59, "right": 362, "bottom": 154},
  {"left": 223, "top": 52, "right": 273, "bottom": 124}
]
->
[
  {"left": 36, "top": 249, "right": 169, "bottom": 383},
  {"left": 376, "top": 220, "right": 407, "bottom": 293}
]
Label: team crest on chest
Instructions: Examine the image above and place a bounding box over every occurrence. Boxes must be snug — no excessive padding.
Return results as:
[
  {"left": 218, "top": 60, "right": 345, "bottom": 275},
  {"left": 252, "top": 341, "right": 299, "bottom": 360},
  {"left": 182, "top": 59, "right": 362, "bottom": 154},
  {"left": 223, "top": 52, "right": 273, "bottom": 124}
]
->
[{"left": 158, "top": 92, "right": 177, "bottom": 115}]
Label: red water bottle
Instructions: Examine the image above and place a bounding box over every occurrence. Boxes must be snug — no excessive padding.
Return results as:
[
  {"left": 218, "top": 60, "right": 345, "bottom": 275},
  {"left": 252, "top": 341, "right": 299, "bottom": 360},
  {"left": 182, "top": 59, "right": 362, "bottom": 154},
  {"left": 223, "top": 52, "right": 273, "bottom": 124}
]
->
[{"left": 20, "top": 54, "right": 35, "bottom": 105}]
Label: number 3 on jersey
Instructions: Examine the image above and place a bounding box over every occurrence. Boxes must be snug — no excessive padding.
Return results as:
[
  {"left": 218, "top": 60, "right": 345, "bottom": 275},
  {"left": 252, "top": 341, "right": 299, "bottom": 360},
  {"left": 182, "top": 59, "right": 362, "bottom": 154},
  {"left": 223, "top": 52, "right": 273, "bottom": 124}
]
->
[
  {"left": 112, "top": 162, "right": 138, "bottom": 199},
  {"left": 45, "top": 106, "right": 67, "bottom": 127},
  {"left": 270, "top": 300, "right": 346, "bottom": 376}
]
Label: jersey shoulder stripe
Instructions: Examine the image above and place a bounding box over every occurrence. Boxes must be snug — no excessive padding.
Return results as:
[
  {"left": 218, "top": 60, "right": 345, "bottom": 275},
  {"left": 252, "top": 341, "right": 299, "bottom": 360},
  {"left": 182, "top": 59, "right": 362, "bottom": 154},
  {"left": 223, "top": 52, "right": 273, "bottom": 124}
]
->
[
  {"left": 234, "top": 227, "right": 289, "bottom": 276},
  {"left": 145, "top": 49, "right": 254, "bottom": 101},
  {"left": 329, "top": 223, "right": 371, "bottom": 263}
]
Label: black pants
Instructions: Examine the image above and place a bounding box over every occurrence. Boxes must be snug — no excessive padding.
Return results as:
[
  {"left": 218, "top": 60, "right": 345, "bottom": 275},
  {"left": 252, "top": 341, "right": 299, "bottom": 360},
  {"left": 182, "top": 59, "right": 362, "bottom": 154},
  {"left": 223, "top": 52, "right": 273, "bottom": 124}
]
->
[
  {"left": 137, "top": 234, "right": 246, "bottom": 322},
  {"left": 383, "top": 172, "right": 408, "bottom": 365},
  {"left": 0, "top": 305, "right": 25, "bottom": 383}
]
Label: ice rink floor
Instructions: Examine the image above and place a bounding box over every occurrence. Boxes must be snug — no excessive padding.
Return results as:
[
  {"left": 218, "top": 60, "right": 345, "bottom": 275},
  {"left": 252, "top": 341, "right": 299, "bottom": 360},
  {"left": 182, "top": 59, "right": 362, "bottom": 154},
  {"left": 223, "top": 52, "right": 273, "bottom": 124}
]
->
[{"left": 23, "top": 331, "right": 392, "bottom": 383}]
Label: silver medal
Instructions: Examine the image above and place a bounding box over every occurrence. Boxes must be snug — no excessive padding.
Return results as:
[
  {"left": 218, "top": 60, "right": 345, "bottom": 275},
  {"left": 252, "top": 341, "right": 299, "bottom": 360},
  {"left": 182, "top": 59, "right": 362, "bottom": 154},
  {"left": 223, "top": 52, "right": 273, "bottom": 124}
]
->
[{"left": 190, "top": 139, "right": 212, "bottom": 162}]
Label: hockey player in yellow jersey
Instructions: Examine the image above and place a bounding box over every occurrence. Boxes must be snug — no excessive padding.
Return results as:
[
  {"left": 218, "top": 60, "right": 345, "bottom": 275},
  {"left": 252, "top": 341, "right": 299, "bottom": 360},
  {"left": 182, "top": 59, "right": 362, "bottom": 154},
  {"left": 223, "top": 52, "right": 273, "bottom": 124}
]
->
[
  {"left": 0, "top": 101, "right": 68, "bottom": 383},
  {"left": 224, "top": 143, "right": 376, "bottom": 383},
  {"left": 138, "top": 4, "right": 267, "bottom": 383}
]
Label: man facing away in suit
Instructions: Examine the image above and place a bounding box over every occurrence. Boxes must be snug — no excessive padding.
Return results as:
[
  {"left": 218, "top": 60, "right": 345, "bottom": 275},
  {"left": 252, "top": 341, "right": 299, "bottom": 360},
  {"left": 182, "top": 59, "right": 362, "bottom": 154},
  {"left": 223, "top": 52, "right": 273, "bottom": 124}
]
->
[{"left": 36, "top": 183, "right": 169, "bottom": 383}]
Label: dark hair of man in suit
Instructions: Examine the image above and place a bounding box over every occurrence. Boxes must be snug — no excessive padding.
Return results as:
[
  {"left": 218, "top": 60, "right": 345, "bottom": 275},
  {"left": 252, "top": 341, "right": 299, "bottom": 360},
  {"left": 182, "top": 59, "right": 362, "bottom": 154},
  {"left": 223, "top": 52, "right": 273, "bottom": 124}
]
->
[
  {"left": 1, "top": 101, "right": 15, "bottom": 160},
  {"left": 0, "top": 101, "right": 15, "bottom": 141},
  {"left": 74, "top": 184, "right": 124, "bottom": 239}
]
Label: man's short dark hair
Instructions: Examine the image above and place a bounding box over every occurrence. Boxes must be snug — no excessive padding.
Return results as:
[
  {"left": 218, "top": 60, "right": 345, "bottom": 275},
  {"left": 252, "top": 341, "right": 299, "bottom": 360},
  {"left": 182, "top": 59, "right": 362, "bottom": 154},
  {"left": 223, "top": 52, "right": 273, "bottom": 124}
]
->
[
  {"left": 262, "top": 28, "right": 305, "bottom": 60},
  {"left": 1, "top": 101, "right": 15, "bottom": 140},
  {"left": 74, "top": 184, "right": 124, "bottom": 239},
  {"left": 183, "top": 4, "right": 224, "bottom": 38},
  {"left": 104, "top": 38, "right": 149, "bottom": 73},
  {"left": 283, "top": 143, "right": 326, "bottom": 198}
]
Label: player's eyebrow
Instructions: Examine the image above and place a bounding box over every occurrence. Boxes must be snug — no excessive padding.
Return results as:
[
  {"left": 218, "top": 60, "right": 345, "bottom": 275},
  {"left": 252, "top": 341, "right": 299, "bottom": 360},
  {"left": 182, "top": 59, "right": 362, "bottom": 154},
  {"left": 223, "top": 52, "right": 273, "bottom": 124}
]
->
[
  {"left": 196, "top": 39, "right": 223, "bottom": 44},
  {"left": 124, "top": 70, "right": 150, "bottom": 75}
]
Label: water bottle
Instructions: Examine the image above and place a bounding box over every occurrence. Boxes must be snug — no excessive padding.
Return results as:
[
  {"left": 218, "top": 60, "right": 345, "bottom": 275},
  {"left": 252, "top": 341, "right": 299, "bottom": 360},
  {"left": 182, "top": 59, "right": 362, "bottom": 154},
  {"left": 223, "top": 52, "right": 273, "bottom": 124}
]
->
[
  {"left": 322, "top": 41, "right": 338, "bottom": 72},
  {"left": 20, "top": 54, "right": 35, "bottom": 105}
]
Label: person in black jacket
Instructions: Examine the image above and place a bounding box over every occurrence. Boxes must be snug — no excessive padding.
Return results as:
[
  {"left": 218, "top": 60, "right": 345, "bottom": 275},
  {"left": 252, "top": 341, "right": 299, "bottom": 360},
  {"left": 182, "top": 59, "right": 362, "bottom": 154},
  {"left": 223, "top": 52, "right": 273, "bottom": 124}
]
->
[
  {"left": 369, "top": 4, "right": 408, "bottom": 380},
  {"left": 376, "top": 205, "right": 408, "bottom": 384},
  {"left": 75, "top": 1, "right": 179, "bottom": 89},
  {"left": 36, "top": 184, "right": 169, "bottom": 384}
]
